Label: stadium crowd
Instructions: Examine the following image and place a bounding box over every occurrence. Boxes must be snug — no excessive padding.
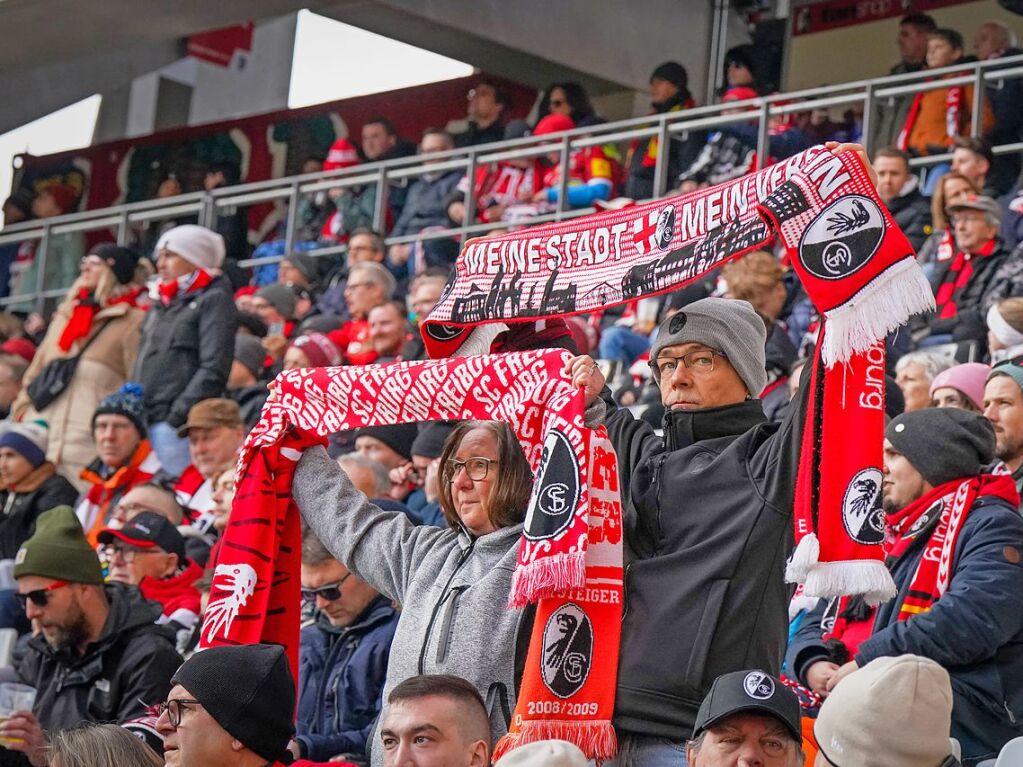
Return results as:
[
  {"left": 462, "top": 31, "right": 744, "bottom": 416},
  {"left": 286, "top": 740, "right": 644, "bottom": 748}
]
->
[{"left": 0, "top": 10, "right": 1022, "bottom": 767}]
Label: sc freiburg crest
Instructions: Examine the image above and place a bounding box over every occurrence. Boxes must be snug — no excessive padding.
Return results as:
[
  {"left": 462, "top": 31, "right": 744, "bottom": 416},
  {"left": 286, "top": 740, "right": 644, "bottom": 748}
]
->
[{"left": 541, "top": 603, "right": 593, "bottom": 698}]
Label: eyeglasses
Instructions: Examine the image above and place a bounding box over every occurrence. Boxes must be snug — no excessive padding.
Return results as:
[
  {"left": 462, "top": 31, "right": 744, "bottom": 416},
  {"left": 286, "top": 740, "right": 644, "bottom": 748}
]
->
[
  {"left": 16, "top": 580, "right": 69, "bottom": 609},
  {"left": 345, "top": 282, "right": 372, "bottom": 291},
  {"left": 444, "top": 457, "right": 498, "bottom": 483},
  {"left": 650, "top": 349, "right": 728, "bottom": 381},
  {"left": 155, "top": 698, "right": 202, "bottom": 728},
  {"left": 301, "top": 573, "right": 352, "bottom": 604},
  {"left": 101, "top": 544, "right": 161, "bottom": 564}
]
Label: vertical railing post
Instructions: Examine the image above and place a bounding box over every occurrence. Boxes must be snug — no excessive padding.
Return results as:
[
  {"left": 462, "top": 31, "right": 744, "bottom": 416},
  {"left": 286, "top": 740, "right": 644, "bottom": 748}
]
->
[{"left": 555, "top": 135, "right": 571, "bottom": 220}]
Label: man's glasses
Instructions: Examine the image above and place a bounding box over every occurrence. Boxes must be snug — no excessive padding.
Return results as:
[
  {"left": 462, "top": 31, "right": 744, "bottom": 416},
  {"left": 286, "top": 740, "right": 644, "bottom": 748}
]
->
[
  {"left": 301, "top": 573, "right": 352, "bottom": 604},
  {"left": 101, "top": 544, "right": 160, "bottom": 564},
  {"left": 650, "top": 349, "right": 728, "bottom": 382},
  {"left": 444, "top": 457, "right": 498, "bottom": 483},
  {"left": 16, "top": 580, "right": 69, "bottom": 609},
  {"left": 155, "top": 698, "right": 202, "bottom": 728}
]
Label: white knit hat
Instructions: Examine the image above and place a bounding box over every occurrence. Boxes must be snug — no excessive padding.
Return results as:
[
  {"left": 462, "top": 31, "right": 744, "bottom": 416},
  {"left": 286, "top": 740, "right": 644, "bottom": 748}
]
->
[
  {"left": 156, "top": 224, "right": 226, "bottom": 271},
  {"left": 494, "top": 740, "right": 587, "bottom": 767},
  {"left": 814, "top": 655, "right": 955, "bottom": 767}
]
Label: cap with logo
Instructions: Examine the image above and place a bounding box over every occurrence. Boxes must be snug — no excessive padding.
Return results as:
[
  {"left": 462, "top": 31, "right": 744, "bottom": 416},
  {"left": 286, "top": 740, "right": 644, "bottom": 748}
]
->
[
  {"left": 692, "top": 669, "right": 801, "bottom": 742},
  {"left": 97, "top": 511, "right": 187, "bottom": 562},
  {"left": 176, "top": 398, "right": 244, "bottom": 438}
]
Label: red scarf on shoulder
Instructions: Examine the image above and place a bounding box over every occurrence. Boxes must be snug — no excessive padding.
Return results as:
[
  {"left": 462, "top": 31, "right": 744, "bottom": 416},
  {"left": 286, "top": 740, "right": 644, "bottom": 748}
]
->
[
  {"left": 159, "top": 269, "right": 212, "bottom": 305},
  {"left": 58, "top": 288, "right": 141, "bottom": 352}
]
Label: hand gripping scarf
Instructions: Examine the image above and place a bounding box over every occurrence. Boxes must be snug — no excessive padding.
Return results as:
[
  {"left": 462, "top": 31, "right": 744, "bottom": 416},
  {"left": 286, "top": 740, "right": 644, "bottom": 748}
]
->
[
  {"left": 199, "top": 349, "right": 623, "bottom": 761},
  {"left": 421, "top": 146, "right": 935, "bottom": 604}
]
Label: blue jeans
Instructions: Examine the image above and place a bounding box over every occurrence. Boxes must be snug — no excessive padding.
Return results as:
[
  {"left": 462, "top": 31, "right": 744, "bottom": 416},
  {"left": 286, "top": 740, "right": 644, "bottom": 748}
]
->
[
  {"left": 601, "top": 734, "right": 688, "bottom": 767},
  {"left": 599, "top": 326, "right": 652, "bottom": 366},
  {"left": 148, "top": 421, "right": 192, "bottom": 476}
]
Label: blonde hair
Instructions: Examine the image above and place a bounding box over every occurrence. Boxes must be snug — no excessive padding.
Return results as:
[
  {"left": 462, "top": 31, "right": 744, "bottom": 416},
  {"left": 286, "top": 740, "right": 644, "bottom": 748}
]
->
[
  {"left": 48, "top": 724, "right": 163, "bottom": 767},
  {"left": 62, "top": 259, "right": 135, "bottom": 307},
  {"left": 721, "top": 250, "right": 784, "bottom": 307},
  {"left": 931, "top": 172, "right": 980, "bottom": 231}
]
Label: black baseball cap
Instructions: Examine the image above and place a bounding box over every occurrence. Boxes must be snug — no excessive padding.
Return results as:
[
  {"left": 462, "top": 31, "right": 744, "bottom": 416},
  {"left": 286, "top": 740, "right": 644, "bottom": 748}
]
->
[
  {"left": 693, "top": 670, "right": 801, "bottom": 742},
  {"left": 97, "top": 511, "right": 187, "bottom": 562}
]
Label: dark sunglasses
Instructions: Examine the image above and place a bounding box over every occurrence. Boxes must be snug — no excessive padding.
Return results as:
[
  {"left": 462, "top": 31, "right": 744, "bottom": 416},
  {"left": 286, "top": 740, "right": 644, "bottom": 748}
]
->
[
  {"left": 16, "top": 580, "right": 69, "bottom": 609},
  {"left": 301, "top": 573, "right": 352, "bottom": 604}
]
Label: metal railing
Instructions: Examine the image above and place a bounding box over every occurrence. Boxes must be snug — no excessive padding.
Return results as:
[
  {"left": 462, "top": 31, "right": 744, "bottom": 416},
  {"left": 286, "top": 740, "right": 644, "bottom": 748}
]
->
[{"left": 4, "top": 52, "right": 1023, "bottom": 313}]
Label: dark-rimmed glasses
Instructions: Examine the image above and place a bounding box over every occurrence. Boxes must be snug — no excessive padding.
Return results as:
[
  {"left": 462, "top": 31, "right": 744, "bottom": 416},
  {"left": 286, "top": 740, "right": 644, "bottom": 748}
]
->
[
  {"left": 16, "top": 580, "right": 70, "bottom": 609},
  {"left": 444, "top": 457, "right": 498, "bottom": 483},
  {"left": 301, "top": 572, "right": 353, "bottom": 604},
  {"left": 650, "top": 349, "right": 728, "bottom": 382},
  {"left": 155, "top": 698, "right": 202, "bottom": 728}
]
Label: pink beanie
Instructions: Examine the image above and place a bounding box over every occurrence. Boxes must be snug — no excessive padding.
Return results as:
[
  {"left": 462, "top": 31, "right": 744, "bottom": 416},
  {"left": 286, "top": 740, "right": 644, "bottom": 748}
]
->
[{"left": 928, "top": 362, "right": 991, "bottom": 410}]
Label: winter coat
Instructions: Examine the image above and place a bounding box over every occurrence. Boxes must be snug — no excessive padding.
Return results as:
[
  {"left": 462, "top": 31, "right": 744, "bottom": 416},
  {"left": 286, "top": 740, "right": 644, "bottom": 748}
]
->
[
  {"left": 390, "top": 170, "right": 463, "bottom": 237},
  {"left": 16, "top": 583, "right": 181, "bottom": 731},
  {"left": 294, "top": 446, "right": 529, "bottom": 760},
  {"left": 11, "top": 300, "right": 143, "bottom": 490},
  {"left": 984, "top": 48, "right": 1023, "bottom": 197},
  {"left": 906, "top": 74, "right": 995, "bottom": 156},
  {"left": 625, "top": 93, "right": 706, "bottom": 200},
  {"left": 0, "top": 464, "right": 78, "bottom": 559},
  {"left": 884, "top": 182, "right": 932, "bottom": 252},
  {"left": 789, "top": 493, "right": 1023, "bottom": 764},
  {"left": 929, "top": 238, "right": 1023, "bottom": 343},
  {"left": 228, "top": 384, "right": 269, "bottom": 432},
  {"left": 296, "top": 597, "right": 399, "bottom": 761},
  {"left": 602, "top": 379, "right": 809, "bottom": 742},
  {"left": 133, "top": 276, "right": 236, "bottom": 428}
]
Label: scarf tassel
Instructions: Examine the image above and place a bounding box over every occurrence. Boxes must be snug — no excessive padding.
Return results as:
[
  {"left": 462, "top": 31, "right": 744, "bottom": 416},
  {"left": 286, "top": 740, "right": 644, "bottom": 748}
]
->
[
  {"left": 493, "top": 719, "right": 618, "bottom": 764},
  {"left": 788, "top": 534, "right": 896, "bottom": 605},
  {"left": 820, "top": 258, "right": 935, "bottom": 366},
  {"left": 508, "top": 550, "right": 586, "bottom": 609}
]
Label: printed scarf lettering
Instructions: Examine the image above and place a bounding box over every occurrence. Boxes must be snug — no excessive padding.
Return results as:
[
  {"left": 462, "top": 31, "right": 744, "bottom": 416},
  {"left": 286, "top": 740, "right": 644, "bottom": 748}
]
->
[{"left": 199, "top": 349, "right": 622, "bottom": 761}]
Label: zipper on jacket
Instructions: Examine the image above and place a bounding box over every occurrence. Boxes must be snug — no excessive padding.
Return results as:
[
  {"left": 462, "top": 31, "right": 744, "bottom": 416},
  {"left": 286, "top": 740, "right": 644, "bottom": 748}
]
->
[
  {"left": 418, "top": 535, "right": 477, "bottom": 674},
  {"left": 435, "top": 585, "right": 468, "bottom": 664},
  {"left": 652, "top": 454, "right": 667, "bottom": 554}
]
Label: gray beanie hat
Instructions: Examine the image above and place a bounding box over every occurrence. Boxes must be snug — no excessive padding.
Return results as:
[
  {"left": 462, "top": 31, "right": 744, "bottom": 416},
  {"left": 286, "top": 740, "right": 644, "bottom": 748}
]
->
[
  {"left": 886, "top": 408, "right": 995, "bottom": 487},
  {"left": 256, "top": 283, "right": 297, "bottom": 320},
  {"left": 233, "top": 334, "right": 266, "bottom": 379},
  {"left": 649, "top": 298, "right": 768, "bottom": 396}
]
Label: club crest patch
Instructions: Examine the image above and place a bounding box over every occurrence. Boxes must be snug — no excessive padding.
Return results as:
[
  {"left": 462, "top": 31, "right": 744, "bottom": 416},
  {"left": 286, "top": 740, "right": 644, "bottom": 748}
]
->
[
  {"left": 743, "top": 671, "right": 775, "bottom": 700},
  {"left": 524, "top": 428, "right": 581, "bottom": 541},
  {"left": 541, "top": 603, "right": 593, "bottom": 698},
  {"left": 798, "top": 195, "right": 884, "bottom": 281},
  {"left": 841, "top": 468, "right": 885, "bottom": 545}
]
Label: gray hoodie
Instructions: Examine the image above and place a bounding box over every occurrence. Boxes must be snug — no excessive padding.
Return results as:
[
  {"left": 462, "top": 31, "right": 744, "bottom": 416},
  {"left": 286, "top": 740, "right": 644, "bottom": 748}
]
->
[{"left": 294, "top": 445, "right": 525, "bottom": 753}]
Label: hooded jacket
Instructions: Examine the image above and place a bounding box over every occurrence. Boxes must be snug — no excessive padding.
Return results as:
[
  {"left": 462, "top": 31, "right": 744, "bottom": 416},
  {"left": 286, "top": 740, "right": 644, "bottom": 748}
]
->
[
  {"left": 0, "top": 464, "right": 78, "bottom": 559},
  {"left": 883, "top": 178, "right": 932, "bottom": 252},
  {"left": 296, "top": 596, "right": 400, "bottom": 761},
  {"left": 603, "top": 376, "right": 809, "bottom": 741},
  {"left": 294, "top": 446, "right": 530, "bottom": 763},
  {"left": 16, "top": 583, "right": 181, "bottom": 731}
]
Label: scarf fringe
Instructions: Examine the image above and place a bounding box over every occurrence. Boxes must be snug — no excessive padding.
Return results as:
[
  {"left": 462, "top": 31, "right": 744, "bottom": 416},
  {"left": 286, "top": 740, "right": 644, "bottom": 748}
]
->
[
  {"left": 508, "top": 550, "right": 587, "bottom": 608},
  {"left": 785, "top": 532, "right": 820, "bottom": 585},
  {"left": 802, "top": 559, "right": 897, "bottom": 606},
  {"left": 821, "top": 257, "right": 935, "bottom": 366},
  {"left": 492, "top": 719, "right": 618, "bottom": 763}
]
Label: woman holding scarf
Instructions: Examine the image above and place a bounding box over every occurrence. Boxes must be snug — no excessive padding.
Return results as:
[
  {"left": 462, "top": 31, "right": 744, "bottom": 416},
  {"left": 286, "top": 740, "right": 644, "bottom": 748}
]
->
[
  {"left": 10, "top": 245, "right": 144, "bottom": 490},
  {"left": 294, "top": 420, "right": 533, "bottom": 759}
]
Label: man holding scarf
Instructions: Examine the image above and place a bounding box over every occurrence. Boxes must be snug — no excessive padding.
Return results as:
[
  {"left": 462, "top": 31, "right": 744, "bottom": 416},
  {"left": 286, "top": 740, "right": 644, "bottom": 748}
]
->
[
  {"left": 134, "top": 225, "right": 236, "bottom": 476},
  {"left": 566, "top": 296, "right": 812, "bottom": 767},
  {"left": 789, "top": 408, "right": 1023, "bottom": 765}
]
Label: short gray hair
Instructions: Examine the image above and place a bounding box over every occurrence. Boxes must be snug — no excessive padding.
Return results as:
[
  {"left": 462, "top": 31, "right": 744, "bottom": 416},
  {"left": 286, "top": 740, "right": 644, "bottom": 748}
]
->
[
  {"left": 894, "top": 350, "right": 953, "bottom": 382},
  {"left": 687, "top": 728, "right": 804, "bottom": 764},
  {"left": 301, "top": 525, "right": 335, "bottom": 567},
  {"left": 350, "top": 261, "right": 396, "bottom": 298},
  {"left": 338, "top": 452, "right": 391, "bottom": 496}
]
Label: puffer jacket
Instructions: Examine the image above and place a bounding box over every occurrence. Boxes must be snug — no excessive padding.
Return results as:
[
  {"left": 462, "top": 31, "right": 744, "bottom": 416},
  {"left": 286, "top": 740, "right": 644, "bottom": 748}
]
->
[
  {"left": 133, "top": 276, "right": 236, "bottom": 428},
  {"left": 603, "top": 377, "right": 809, "bottom": 741},
  {"left": 0, "top": 464, "right": 78, "bottom": 559},
  {"left": 296, "top": 596, "right": 399, "bottom": 762},
  {"left": 16, "top": 583, "right": 182, "bottom": 731},
  {"left": 294, "top": 446, "right": 530, "bottom": 763}
]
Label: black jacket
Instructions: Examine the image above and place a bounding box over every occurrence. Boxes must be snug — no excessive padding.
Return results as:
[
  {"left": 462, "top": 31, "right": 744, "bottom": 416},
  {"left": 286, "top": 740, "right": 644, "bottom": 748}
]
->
[
  {"left": 228, "top": 384, "right": 269, "bottom": 432},
  {"left": 134, "top": 276, "right": 237, "bottom": 427},
  {"left": 625, "top": 93, "right": 706, "bottom": 200},
  {"left": 16, "top": 583, "right": 181, "bottom": 731},
  {"left": 0, "top": 466, "right": 77, "bottom": 559},
  {"left": 885, "top": 184, "right": 932, "bottom": 252},
  {"left": 604, "top": 379, "right": 809, "bottom": 740}
]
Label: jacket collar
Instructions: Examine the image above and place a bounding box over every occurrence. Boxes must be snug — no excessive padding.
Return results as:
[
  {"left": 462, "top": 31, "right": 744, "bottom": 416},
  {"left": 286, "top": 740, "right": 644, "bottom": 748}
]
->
[
  {"left": 315, "top": 594, "right": 395, "bottom": 636},
  {"left": 4, "top": 461, "right": 56, "bottom": 493},
  {"left": 662, "top": 399, "right": 767, "bottom": 451}
]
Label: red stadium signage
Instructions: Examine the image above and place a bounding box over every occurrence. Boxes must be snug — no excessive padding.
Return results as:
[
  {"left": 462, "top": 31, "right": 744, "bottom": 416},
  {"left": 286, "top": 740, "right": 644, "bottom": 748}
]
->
[
  {"left": 792, "top": 0, "right": 973, "bottom": 36},
  {"left": 187, "top": 23, "right": 255, "bottom": 69}
]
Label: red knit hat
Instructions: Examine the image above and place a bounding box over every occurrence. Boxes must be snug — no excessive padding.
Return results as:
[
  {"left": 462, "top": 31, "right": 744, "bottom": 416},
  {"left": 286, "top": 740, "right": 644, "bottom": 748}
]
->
[
  {"left": 0, "top": 338, "right": 35, "bottom": 363},
  {"left": 287, "top": 333, "right": 342, "bottom": 368},
  {"left": 533, "top": 114, "right": 576, "bottom": 136},
  {"left": 323, "top": 138, "right": 360, "bottom": 171}
]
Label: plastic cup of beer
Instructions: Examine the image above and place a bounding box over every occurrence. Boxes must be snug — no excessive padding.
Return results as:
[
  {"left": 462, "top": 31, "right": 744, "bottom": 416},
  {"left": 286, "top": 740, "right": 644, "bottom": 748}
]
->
[{"left": 0, "top": 684, "right": 36, "bottom": 746}]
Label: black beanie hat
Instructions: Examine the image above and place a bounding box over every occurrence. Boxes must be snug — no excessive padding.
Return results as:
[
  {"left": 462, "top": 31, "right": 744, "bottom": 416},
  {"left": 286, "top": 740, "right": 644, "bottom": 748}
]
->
[
  {"left": 355, "top": 423, "right": 419, "bottom": 461},
  {"left": 171, "top": 644, "right": 295, "bottom": 761},
  {"left": 650, "top": 61, "right": 688, "bottom": 90},
  {"left": 886, "top": 408, "right": 995, "bottom": 487},
  {"left": 92, "top": 243, "right": 142, "bottom": 285},
  {"left": 411, "top": 421, "right": 455, "bottom": 460}
]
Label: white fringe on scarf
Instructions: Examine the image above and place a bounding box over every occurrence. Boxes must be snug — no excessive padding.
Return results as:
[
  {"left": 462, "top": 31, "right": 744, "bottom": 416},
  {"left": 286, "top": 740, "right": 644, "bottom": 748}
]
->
[{"left": 787, "top": 533, "right": 897, "bottom": 605}]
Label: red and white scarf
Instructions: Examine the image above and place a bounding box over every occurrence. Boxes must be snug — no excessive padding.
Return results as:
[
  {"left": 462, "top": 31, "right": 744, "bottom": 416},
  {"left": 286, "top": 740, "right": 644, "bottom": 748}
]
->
[
  {"left": 200, "top": 350, "right": 623, "bottom": 760},
  {"left": 422, "top": 145, "right": 934, "bottom": 603},
  {"left": 58, "top": 287, "right": 141, "bottom": 351},
  {"left": 158, "top": 269, "right": 212, "bottom": 305}
]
